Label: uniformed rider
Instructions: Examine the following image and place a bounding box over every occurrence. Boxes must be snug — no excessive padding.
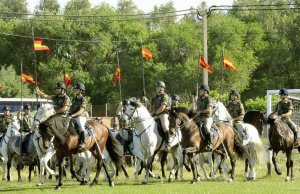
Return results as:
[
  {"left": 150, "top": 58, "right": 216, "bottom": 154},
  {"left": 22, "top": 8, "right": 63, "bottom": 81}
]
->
[
  {"left": 17, "top": 104, "right": 33, "bottom": 133},
  {"left": 0, "top": 106, "right": 13, "bottom": 134},
  {"left": 196, "top": 84, "right": 213, "bottom": 150},
  {"left": 272, "top": 88, "right": 299, "bottom": 147},
  {"left": 226, "top": 90, "right": 247, "bottom": 139},
  {"left": 171, "top": 94, "right": 180, "bottom": 109},
  {"left": 69, "top": 83, "right": 88, "bottom": 149},
  {"left": 36, "top": 82, "right": 70, "bottom": 116},
  {"left": 151, "top": 81, "right": 171, "bottom": 150}
]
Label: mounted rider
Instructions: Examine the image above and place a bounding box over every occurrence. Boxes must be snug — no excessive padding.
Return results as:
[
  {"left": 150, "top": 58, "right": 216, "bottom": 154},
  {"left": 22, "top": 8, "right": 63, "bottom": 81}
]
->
[
  {"left": 196, "top": 84, "right": 213, "bottom": 150},
  {"left": 226, "top": 89, "right": 247, "bottom": 139},
  {"left": 151, "top": 80, "right": 171, "bottom": 150},
  {"left": 0, "top": 106, "right": 13, "bottom": 135},
  {"left": 69, "top": 83, "right": 88, "bottom": 149},
  {"left": 171, "top": 94, "right": 180, "bottom": 109},
  {"left": 17, "top": 104, "right": 33, "bottom": 133},
  {"left": 36, "top": 82, "right": 70, "bottom": 116},
  {"left": 272, "top": 88, "right": 299, "bottom": 148}
]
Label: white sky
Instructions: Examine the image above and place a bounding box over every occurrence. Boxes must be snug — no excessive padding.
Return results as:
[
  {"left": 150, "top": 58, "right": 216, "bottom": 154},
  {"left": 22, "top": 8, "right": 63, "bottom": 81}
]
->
[{"left": 27, "top": 0, "right": 234, "bottom": 13}]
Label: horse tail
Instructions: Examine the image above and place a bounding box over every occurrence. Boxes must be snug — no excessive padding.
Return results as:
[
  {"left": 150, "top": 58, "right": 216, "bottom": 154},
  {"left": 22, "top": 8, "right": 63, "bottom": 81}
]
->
[
  {"left": 105, "top": 132, "right": 125, "bottom": 170},
  {"left": 255, "top": 138, "right": 268, "bottom": 164}
]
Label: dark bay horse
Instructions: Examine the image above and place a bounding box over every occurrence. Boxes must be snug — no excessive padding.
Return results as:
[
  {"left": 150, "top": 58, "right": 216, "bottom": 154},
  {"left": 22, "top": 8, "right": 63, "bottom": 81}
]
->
[
  {"left": 169, "top": 109, "right": 237, "bottom": 183},
  {"left": 244, "top": 110, "right": 266, "bottom": 135},
  {"left": 33, "top": 104, "right": 124, "bottom": 189},
  {"left": 268, "top": 113, "right": 300, "bottom": 181}
]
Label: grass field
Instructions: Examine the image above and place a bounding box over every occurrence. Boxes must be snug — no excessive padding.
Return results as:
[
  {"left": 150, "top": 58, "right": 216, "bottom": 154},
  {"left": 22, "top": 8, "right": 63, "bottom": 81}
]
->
[{"left": 1, "top": 149, "right": 300, "bottom": 194}]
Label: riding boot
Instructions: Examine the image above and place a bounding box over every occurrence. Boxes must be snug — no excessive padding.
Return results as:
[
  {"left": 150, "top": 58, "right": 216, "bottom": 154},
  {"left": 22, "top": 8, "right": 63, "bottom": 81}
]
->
[
  {"left": 206, "top": 132, "right": 213, "bottom": 151},
  {"left": 165, "top": 132, "right": 171, "bottom": 151},
  {"left": 78, "top": 131, "right": 86, "bottom": 149},
  {"left": 293, "top": 131, "right": 299, "bottom": 148}
]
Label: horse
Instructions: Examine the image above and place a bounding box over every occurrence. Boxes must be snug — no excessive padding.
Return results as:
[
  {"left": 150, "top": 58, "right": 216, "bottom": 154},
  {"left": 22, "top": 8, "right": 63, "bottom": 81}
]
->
[
  {"left": 212, "top": 100, "right": 268, "bottom": 180},
  {"left": 0, "top": 118, "right": 20, "bottom": 180},
  {"left": 32, "top": 103, "right": 124, "bottom": 189},
  {"left": 244, "top": 110, "right": 266, "bottom": 136},
  {"left": 169, "top": 108, "right": 236, "bottom": 183},
  {"left": 120, "top": 101, "right": 181, "bottom": 184},
  {"left": 267, "top": 113, "right": 300, "bottom": 181},
  {"left": 32, "top": 129, "right": 57, "bottom": 186},
  {"left": 6, "top": 126, "right": 38, "bottom": 182}
]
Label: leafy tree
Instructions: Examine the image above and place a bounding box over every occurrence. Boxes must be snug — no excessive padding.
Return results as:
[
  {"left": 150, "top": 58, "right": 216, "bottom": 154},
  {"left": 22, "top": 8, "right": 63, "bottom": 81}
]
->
[
  {"left": 36, "top": 0, "right": 60, "bottom": 13},
  {"left": 64, "top": 0, "right": 91, "bottom": 14},
  {"left": 117, "top": 0, "right": 138, "bottom": 14},
  {"left": 0, "top": 0, "right": 28, "bottom": 14}
]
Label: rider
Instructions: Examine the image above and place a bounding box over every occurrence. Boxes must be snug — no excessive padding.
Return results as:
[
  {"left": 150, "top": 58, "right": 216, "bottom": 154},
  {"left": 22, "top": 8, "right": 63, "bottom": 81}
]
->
[
  {"left": 226, "top": 89, "right": 247, "bottom": 140},
  {"left": 196, "top": 84, "right": 213, "bottom": 150},
  {"left": 171, "top": 94, "right": 180, "bottom": 109},
  {"left": 0, "top": 106, "right": 13, "bottom": 135},
  {"left": 151, "top": 80, "right": 171, "bottom": 150},
  {"left": 273, "top": 88, "right": 299, "bottom": 147},
  {"left": 36, "top": 82, "right": 70, "bottom": 116},
  {"left": 17, "top": 104, "right": 33, "bottom": 133},
  {"left": 69, "top": 83, "right": 88, "bottom": 149}
]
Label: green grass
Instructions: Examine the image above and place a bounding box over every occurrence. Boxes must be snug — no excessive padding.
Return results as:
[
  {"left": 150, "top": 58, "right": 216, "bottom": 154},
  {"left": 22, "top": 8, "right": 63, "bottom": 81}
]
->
[{"left": 1, "top": 149, "right": 300, "bottom": 194}]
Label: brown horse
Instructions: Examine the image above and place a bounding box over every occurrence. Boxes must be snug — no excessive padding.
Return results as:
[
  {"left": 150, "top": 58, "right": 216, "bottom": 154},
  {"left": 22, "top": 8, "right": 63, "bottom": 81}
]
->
[
  {"left": 268, "top": 113, "right": 300, "bottom": 181},
  {"left": 38, "top": 115, "right": 124, "bottom": 189},
  {"left": 244, "top": 110, "right": 266, "bottom": 135},
  {"left": 169, "top": 109, "right": 237, "bottom": 183}
]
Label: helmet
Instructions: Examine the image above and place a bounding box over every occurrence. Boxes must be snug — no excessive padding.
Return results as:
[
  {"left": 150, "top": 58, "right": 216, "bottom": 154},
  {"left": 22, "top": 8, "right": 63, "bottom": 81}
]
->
[
  {"left": 156, "top": 80, "right": 166, "bottom": 88},
  {"left": 230, "top": 89, "right": 239, "bottom": 97},
  {"left": 199, "top": 84, "right": 210, "bottom": 92},
  {"left": 279, "top": 88, "right": 288, "bottom": 95},
  {"left": 122, "top": 99, "right": 130, "bottom": 105},
  {"left": 2, "top": 106, "right": 10, "bottom": 111},
  {"left": 172, "top": 94, "right": 180, "bottom": 101},
  {"left": 56, "top": 82, "right": 66, "bottom": 90},
  {"left": 74, "top": 82, "right": 85, "bottom": 91},
  {"left": 24, "top": 104, "right": 31, "bottom": 110}
]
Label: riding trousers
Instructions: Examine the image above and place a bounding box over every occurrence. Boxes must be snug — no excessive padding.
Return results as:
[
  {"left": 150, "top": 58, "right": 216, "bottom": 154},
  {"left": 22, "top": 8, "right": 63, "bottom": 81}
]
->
[
  {"left": 74, "top": 116, "right": 86, "bottom": 133},
  {"left": 283, "top": 118, "right": 297, "bottom": 133},
  {"left": 233, "top": 121, "right": 247, "bottom": 138},
  {"left": 157, "top": 113, "right": 169, "bottom": 132},
  {"left": 198, "top": 117, "right": 213, "bottom": 135}
]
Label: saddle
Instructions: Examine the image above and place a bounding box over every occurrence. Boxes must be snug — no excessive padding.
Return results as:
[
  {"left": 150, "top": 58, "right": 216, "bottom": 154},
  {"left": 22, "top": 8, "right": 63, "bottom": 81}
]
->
[{"left": 199, "top": 123, "right": 220, "bottom": 143}]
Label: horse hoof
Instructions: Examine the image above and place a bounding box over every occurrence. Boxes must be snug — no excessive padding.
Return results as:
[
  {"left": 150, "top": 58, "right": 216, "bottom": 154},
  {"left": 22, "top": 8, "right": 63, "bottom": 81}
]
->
[
  {"left": 109, "top": 182, "right": 114, "bottom": 187},
  {"left": 2, "top": 178, "right": 6, "bottom": 181},
  {"left": 55, "top": 186, "right": 61, "bottom": 190},
  {"left": 168, "top": 178, "right": 172, "bottom": 182},
  {"left": 227, "top": 179, "right": 233, "bottom": 183},
  {"left": 142, "top": 181, "right": 147, "bottom": 185},
  {"left": 157, "top": 175, "right": 161, "bottom": 179},
  {"left": 285, "top": 177, "right": 291, "bottom": 182}
]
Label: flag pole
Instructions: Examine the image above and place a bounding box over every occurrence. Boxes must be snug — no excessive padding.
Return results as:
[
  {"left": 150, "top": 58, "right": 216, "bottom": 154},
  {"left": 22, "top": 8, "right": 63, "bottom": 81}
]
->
[
  {"left": 20, "top": 61, "right": 24, "bottom": 155},
  {"left": 31, "top": 24, "right": 39, "bottom": 110},
  {"left": 140, "top": 39, "right": 146, "bottom": 96},
  {"left": 116, "top": 49, "right": 122, "bottom": 101},
  {"left": 219, "top": 46, "right": 225, "bottom": 101}
]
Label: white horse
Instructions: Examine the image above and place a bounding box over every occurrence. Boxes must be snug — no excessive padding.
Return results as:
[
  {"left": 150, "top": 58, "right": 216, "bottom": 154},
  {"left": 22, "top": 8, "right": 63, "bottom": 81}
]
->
[
  {"left": 0, "top": 118, "right": 20, "bottom": 180},
  {"left": 75, "top": 151, "right": 95, "bottom": 182},
  {"left": 32, "top": 129, "right": 57, "bottom": 186},
  {"left": 213, "top": 100, "right": 268, "bottom": 180},
  {"left": 121, "top": 101, "right": 181, "bottom": 184}
]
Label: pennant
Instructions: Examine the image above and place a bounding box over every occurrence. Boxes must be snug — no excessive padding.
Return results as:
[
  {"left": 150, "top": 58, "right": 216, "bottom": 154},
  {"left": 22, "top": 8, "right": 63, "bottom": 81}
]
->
[
  {"left": 223, "top": 57, "right": 237, "bottom": 71},
  {"left": 113, "top": 66, "right": 121, "bottom": 84},
  {"left": 199, "top": 56, "right": 213, "bottom": 73},
  {"left": 0, "top": 83, "right": 4, "bottom": 89},
  {"left": 142, "top": 48, "right": 153, "bottom": 61},
  {"left": 64, "top": 74, "right": 71, "bottom": 88},
  {"left": 21, "top": 73, "right": 35, "bottom": 83},
  {"left": 34, "top": 38, "right": 50, "bottom": 53}
]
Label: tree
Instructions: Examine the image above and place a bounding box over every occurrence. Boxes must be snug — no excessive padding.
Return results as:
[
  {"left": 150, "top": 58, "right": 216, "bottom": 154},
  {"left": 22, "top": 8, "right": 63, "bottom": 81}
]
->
[
  {"left": 117, "top": 0, "right": 138, "bottom": 14},
  {"left": 0, "top": 0, "right": 28, "bottom": 14},
  {"left": 64, "top": 0, "right": 91, "bottom": 15},
  {"left": 0, "top": 65, "right": 33, "bottom": 98},
  {"left": 36, "top": 0, "right": 60, "bottom": 13},
  {"left": 148, "top": 2, "right": 177, "bottom": 30}
]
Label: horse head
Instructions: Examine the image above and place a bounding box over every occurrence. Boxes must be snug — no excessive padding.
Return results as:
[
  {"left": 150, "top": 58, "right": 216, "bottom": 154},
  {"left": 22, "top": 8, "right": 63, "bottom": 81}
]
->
[
  {"left": 267, "top": 112, "right": 279, "bottom": 124},
  {"left": 121, "top": 100, "right": 150, "bottom": 126},
  {"left": 32, "top": 103, "right": 55, "bottom": 130},
  {"left": 169, "top": 108, "right": 182, "bottom": 132},
  {"left": 6, "top": 117, "right": 20, "bottom": 137},
  {"left": 212, "top": 100, "right": 232, "bottom": 125}
]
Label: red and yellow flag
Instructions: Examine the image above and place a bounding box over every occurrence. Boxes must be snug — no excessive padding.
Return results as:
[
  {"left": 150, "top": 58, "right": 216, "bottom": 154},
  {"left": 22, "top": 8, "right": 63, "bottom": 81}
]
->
[
  {"left": 64, "top": 74, "right": 71, "bottom": 88},
  {"left": 34, "top": 38, "right": 50, "bottom": 53},
  {"left": 199, "top": 56, "right": 213, "bottom": 73},
  {"left": 142, "top": 48, "right": 153, "bottom": 62},
  {"left": 21, "top": 73, "right": 35, "bottom": 83},
  {"left": 113, "top": 65, "right": 122, "bottom": 84},
  {"left": 223, "top": 57, "right": 237, "bottom": 71}
]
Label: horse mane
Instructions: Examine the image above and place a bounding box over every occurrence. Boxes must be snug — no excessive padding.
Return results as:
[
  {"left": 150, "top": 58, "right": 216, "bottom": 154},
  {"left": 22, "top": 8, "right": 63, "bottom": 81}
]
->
[
  {"left": 171, "top": 107, "right": 197, "bottom": 118},
  {"left": 129, "top": 100, "right": 143, "bottom": 108}
]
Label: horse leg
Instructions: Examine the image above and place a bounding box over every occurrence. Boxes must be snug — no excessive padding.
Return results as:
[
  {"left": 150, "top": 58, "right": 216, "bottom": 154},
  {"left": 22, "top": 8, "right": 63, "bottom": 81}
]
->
[
  {"left": 189, "top": 155, "right": 199, "bottom": 184},
  {"left": 168, "top": 148, "right": 179, "bottom": 182},
  {"left": 28, "top": 163, "right": 34, "bottom": 182},
  {"left": 228, "top": 150, "right": 236, "bottom": 181},
  {"left": 55, "top": 155, "right": 64, "bottom": 190},
  {"left": 134, "top": 158, "right": 142, "bottom": 182},
  {"left": 285, "top": 150, "right": 293, "bottom": 181},
  {"left": 272, "top": 151, "right": 282, "bottom": 175},
  {"left": 245, "top": 158, "right": 249, "bottom": 178},
  {"left": 160, "top": 151, "right": 167, "bottom": 178},
  {"left": 69, "top": 154, "right": 83, "bottom": 183},
  {"left": 37, "top": 156, "right": 45, "bottom": 186},
  {"left": 2, "top": 154, "right": 7, "bottom": 180},
  {"left": 121, "top": 164, "right": 130, "bottom": 179},
  {"left": 17, "top": 160, "right": 22, "bottom": 182}
]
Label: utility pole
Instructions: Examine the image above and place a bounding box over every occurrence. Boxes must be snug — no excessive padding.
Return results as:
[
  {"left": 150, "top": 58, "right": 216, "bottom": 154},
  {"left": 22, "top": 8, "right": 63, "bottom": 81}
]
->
[{"left": 202, "top": 1, "right": 208, "bottom": 85}]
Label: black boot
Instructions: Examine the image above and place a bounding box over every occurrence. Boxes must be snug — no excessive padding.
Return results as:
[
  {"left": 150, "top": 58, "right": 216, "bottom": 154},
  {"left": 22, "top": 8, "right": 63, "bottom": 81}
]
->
[
  {"left": 206, "top": 132, "right": 213, "bottom": 150},
  {"left": 293, "top": 131, "right": 299, "bottom": 148},
  {"left": 79, "top": 131, "right": 86, "bottom": 149},
  {"left": 165, "top": 132, "right": 171, "bottom": 151}
]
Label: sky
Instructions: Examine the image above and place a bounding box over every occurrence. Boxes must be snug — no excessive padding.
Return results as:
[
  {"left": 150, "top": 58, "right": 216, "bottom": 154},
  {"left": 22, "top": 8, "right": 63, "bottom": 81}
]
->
[{"left": 27, "top": 0, "right": 234, "bottom": 13}]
